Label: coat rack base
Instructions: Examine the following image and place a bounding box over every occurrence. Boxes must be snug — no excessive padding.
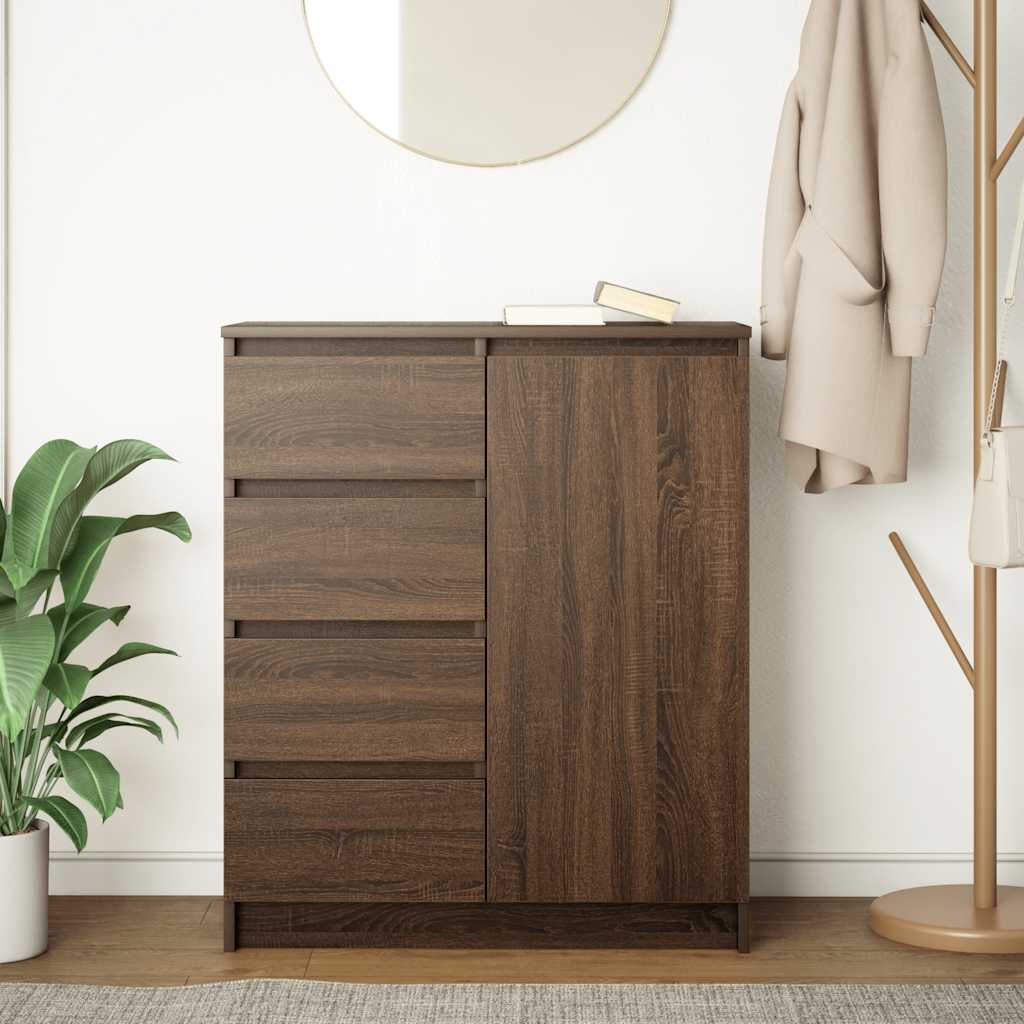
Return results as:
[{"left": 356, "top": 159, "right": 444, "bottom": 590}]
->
[{"left": 870, "top": 885, "right": 1024, "bottom": 953}]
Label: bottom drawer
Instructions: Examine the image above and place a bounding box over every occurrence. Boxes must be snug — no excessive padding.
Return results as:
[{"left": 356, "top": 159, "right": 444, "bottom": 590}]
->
[{"left": 225, "top": 780, "right": 484, "bottom": 902}]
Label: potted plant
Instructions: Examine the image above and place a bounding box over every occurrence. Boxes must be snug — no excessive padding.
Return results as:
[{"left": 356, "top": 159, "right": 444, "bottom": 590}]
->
[{"left": 0, "top": 439, "right": 190, "bottom": 963}]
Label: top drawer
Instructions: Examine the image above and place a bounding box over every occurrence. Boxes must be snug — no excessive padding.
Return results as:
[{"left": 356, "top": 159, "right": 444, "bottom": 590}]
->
[{"left": 224, "top": 357, "right": 485, "bottom": 480}]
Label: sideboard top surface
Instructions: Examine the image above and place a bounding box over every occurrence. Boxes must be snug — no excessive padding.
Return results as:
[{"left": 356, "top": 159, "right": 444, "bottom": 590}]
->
[{"left": 221, "top": 321, "right": 752, "bottom": 341}]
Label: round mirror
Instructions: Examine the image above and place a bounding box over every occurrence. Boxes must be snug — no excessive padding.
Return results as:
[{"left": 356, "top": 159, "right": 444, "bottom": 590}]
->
[{"left": 303, "top": 0, "right": 671, "bottom": 167}]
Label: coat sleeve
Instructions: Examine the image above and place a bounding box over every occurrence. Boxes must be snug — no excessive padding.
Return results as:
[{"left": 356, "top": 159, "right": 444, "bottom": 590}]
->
[
  {"left": 761, "top": 80, "right": 805, "bottom": 361},
  {"left": 879, "top": 13, "right": 948, "bottom": 358}
]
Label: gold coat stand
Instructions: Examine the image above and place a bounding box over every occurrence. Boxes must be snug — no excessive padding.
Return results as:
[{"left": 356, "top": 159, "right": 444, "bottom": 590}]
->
[{"left": 869, "top": 0, "right": 1024, "bottom": 953}]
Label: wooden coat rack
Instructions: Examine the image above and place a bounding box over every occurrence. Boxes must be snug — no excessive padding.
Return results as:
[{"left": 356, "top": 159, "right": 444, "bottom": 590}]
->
[{"left": 869, "top": 0, "right": 1024, "bottom": 953}]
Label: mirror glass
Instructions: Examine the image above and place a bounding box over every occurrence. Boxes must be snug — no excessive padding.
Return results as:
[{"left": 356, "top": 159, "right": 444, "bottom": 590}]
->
[{"left": 303, "top": 0, "right": 671, "bottom": 167}]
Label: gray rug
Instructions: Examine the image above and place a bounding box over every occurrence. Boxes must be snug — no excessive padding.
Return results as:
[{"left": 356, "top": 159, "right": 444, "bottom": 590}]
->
[{"left": 2, "top": 981, "right": 1024, "bottom": 1024}]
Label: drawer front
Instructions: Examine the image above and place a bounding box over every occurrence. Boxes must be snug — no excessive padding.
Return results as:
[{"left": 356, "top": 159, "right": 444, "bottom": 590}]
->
[
  {"left": 225, "top": 498, "right": 485, "bottom": 621},
  {"left": 225, "top": 780, "right": 485, "bottom": 902},
  {"left": 224, "top": 357, "right": 485, "bottom": 480},
  {"left": 224, "top": 639, "right": 485, "bottom": 762}
]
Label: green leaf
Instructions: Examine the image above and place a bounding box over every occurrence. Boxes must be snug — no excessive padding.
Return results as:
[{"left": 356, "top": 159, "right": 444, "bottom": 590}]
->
[
  {"left": 21, "top": 796, "right": 88, "bottom": 852},
  {"left": 48, "top": 440, "right": 175, "bottom": 570},
  {"left": 93, "top": 642, "right": 177, "bottom": 677},
  {"left": 0, "top": 567, "right": 56, "bottom": 622},
  {"left": 66, "top": 693, "right": 178, "bottom": 738},
  {"left": 42, "top": 663, "right": 92, "bottom": 710},
  {"left": 57, "top": 520, "right": 120, "bottom": 614},
  {"left": 54, "top": 746, "right": 120, "bottom": 821},
  {"left": 42, "top": 719, "right": 68, "bottom": 744},
  {"left": 9, "top": 440, "right": 95, "bottom": 568},
  {"left": 116, "top": 791, "right": 124, "bottom": 810},
  {"left": 48, "top": 603, "right": 130, "bottom": 660},
  {"left": 60, "top": 513, "right": 191, "bottom": 612},
  {"left": 0, "top": 614, "right": 56, "bottom": 739},
  {"left": 15, "top": 569, "right": 57, "bottom": 618},
  {"left": 125, "top": 512, "right": 191, "bottom": 543},
  {"left": 65, "top": 713, "right": 163, "bottom": 748},
  {"left": 0, "top": 559, "right": 35, "bottom": 591}
]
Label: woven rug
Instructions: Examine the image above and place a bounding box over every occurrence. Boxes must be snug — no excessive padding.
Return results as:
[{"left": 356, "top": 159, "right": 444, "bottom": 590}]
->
[{"left": 2, "top": 981, "right": 1024, "bottom": 1024}]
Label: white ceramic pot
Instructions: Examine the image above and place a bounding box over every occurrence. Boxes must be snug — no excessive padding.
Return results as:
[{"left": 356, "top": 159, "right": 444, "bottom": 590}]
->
[{"left": 0, "top": 820, "right": 49, "bottom": 963}]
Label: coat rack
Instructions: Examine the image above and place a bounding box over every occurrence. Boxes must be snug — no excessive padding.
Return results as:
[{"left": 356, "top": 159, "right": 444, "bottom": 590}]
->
[{"left": 869, "top": 0, "right": 1024, "bottom": 953}]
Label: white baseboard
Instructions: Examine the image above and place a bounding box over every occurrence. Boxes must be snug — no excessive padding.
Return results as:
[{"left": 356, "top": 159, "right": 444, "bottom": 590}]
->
[
  {"left": 48, "top": 850, "right": 1024, "bottom": 898},
  {"left": 752, "top": 852, "right": 1024, "bottom": 897},
  {"left": 49, "top": 851, "right": 223, "bottom": 896}
]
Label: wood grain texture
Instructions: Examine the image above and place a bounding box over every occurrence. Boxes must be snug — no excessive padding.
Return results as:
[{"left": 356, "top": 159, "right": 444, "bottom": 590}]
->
[
  {"left": 225, "top": 780, "right": 485, "bottom": 903},
  {"left": 9, "top": 897, "right": 1024, "bottom": 983},
  {"left": 487, "top": 356, "right": 748, "bottom": 905},
  {"left": 236, "top": 902, "right": 739, "bottom": 949},
  {"left": 654, "top": 355, "right": 749, "bottom": 902},
  {"left": 235, "top": 480, "right": 479, "bottom": 498},
  {"left": 224, "top": 498, "right": 485, "bottom": 621},
  {"left": 225, "top": 357, "right": 484, "bottom": 480},
  {"left": 219, "top": 325, "right": 748, "bottom": 947},
  {"left": 236, "top": 338, "right": 479, "bottom": 357},
  {"left": 236, "top": 762, "right": 485, "bottom": 780},
  {"left": 224, "top": 639, "right": 484, "bottom": 762},
  {"left": 738, "top": 902, "right": 751, "bottom": 954},
  {"left": 235, "top": 621, "right": 482, "bottom": 639},
  {"left": 223, "top": 322, "right": 753, "bottom": 340},
  {"left": 223, "top": 901, "right": 236, "bottom": 953},
  {"left": 488, "top": 356, "right": 657, "bottom": 904},
  {"left": 487, "top": 338, "right": 737, "bottom": 356}
]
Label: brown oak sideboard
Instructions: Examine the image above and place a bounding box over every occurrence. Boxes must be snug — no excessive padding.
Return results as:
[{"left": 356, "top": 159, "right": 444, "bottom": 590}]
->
[{"left": 222, "top": 322, "right": 751, "bottom": 951}]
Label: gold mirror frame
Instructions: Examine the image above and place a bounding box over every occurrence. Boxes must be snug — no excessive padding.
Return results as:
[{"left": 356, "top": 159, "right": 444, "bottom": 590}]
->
[{"left": 301, "top": 0, "right": 672, "bottom": 168}]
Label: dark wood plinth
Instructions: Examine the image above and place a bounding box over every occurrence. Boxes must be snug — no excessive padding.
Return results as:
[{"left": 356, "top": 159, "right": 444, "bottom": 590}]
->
[{"left": 235, "top": 901, "right": 747, "bottom": 950}]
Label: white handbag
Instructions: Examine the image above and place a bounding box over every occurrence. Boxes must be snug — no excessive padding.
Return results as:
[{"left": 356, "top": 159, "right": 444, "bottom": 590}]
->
[{"left": 969, "top": 181, "right": 1024, "bottom": 568}]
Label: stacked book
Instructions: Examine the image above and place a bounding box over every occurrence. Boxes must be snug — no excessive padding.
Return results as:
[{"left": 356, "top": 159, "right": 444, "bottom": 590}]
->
[{"left": 504, "top": 282, "right": 679, "bottom": 327}]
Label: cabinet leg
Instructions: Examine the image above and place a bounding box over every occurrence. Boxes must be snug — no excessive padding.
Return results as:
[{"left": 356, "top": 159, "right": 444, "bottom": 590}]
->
[
  {"left": 737, "top": 902, "right": 751, "bottom": 953},
  {"left": 223, "top": 900, "right": 237, "bottom": 952}
]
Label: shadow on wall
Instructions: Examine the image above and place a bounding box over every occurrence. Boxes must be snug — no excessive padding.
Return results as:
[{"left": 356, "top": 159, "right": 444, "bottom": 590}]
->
[{"left": 747, "top": 344, "right": 793, "bottom": 860}]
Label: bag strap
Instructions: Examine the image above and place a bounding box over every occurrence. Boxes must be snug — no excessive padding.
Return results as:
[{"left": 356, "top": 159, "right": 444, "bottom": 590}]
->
[{"left": 984, "top": 179, "right": 1024, "bottom": 436}]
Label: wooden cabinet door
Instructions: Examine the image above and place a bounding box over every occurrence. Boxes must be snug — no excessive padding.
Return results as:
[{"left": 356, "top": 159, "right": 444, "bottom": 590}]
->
[{"left": 487, "top": 356, "right": 748, "bottom": 904}]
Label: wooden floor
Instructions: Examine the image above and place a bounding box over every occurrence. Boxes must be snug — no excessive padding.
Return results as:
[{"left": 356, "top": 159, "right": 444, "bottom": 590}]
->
[{"left": 0, "top": 898, "right": 1022, "bottom": 986}]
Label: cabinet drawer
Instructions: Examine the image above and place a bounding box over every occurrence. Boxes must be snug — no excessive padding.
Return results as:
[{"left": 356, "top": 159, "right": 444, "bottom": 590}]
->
[
  {"left": 225, "top": 357, "right": 485, "bottom": 480},
  {"left": 225, "top": 639, "right": 485, "bottom": 762},
  {"left": 225, "top": 780, "right": 485, "bottom": 902},
  {"left": 225, "top": 498, "right": 485, "bottom": 621}
]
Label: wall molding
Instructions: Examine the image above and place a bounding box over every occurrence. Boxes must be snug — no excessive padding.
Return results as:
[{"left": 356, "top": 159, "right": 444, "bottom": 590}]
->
[
  {"left": 754, "top": 850, "right": 1024, "bottom": 864},
  {"left": 51, "top": 850, "right": 223, "bottom": 863},
  {"left": 47, "top": 849, "right": 1024, "bottom": 898},
  {"left": 50, "top": 850, "right": 223, "bottom": 897},
  {"left": 751, "top": 851, "right": 1024, "bottom": 898}
]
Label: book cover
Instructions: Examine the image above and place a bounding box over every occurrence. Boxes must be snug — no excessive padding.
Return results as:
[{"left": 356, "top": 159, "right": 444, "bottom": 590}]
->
[{"left": 594, "top": 282, "right": 679, "bottom": 324}]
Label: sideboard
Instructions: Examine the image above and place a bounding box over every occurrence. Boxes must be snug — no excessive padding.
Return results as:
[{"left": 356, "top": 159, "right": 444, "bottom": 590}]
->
[{"left": 223, "top": 322, "right": 751, "bottom": 951}]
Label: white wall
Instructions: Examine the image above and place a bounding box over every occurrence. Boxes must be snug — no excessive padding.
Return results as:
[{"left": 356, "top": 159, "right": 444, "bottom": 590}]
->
[{"left": 8, "top": 0, "right": 1024, "bottom": 897}]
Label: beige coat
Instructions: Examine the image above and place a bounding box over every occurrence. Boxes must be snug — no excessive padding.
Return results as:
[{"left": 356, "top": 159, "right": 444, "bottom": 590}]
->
[{"left": 761, "top": 0, "right": 947, "bottom": 493}]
